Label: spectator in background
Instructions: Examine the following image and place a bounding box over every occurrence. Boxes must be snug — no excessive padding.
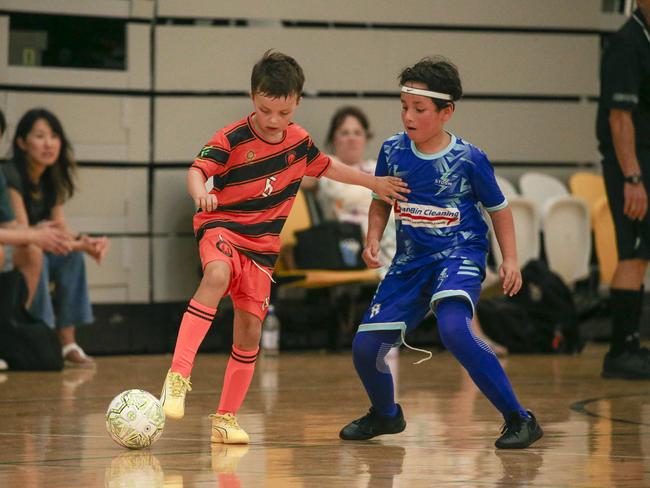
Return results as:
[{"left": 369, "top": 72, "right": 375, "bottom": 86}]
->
[
  {"left": 303, "top": 106, "right": 396, "bottom": 272},
  {"left": 597, "top": 1, "right": 650, "bottom": 379},
  {"left": 3, "top": 108, "right": 109, "bottom": 367},
  {"left": 0, "top": 109, "right": 71, "bottom": 304}
]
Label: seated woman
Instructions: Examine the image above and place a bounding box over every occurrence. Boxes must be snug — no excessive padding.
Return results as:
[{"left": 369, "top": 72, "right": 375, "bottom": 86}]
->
[
  {"left": 3, "top": 108, "right": 109, "bottom": 367},
  {"left": 303, "top": 106, "right": 396, "bottom": 273}
]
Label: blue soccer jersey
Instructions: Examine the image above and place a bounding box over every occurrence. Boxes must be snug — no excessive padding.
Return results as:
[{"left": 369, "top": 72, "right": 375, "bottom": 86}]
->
[{"left": 376, "top": 132, "right": 506, "bottom": 271}]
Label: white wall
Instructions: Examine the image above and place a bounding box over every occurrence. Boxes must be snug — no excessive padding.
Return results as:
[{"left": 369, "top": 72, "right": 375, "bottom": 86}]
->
[{"left": 0, "top": 0, "right": 626, "bottom": 302}]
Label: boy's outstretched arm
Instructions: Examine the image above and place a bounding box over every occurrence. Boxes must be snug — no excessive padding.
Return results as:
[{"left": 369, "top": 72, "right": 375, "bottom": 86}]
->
[
  {"left": 363, "top": 199, "right": 392, "bottom": 268},
  {"left": 188, "top": 168, "right": 218, "bottom": 212},
  {"left": 323, "top": 159, "right": 409, "bottom": 204},
  {"left": 489, "top": 207, "right": 522, "bottom": 296}
]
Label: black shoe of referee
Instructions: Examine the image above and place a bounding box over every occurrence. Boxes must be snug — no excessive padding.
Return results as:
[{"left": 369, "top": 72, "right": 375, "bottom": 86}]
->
[{"left": 602, "top": 346, "right": 650, "bottom": 380}]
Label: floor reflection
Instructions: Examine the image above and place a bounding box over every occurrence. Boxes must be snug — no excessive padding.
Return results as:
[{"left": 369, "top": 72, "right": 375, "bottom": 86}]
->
[{"left": 105, "top": 451, "right": 165, "bottom": 487}]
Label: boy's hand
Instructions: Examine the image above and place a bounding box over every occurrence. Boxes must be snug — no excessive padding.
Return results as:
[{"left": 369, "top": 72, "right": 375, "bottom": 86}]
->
[
  {"left": 362, "top": 238, "right": 381, "bottom": 268},
  {"left": 194, "top": 193, "right": 218, "bottom": 212},
  {"left": 499, "top": 258, "right": 522, "bottom": 297},
  {"left": 373, "top": 176, "right": 409, "bottom": 205}
]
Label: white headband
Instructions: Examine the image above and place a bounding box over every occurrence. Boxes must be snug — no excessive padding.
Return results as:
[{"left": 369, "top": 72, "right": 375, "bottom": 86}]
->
[{"left": 400, "top": 85, "right": 453, "bottom": 101}]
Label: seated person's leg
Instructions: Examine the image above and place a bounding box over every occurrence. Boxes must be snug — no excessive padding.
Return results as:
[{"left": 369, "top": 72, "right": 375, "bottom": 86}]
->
[{"left": 12, "top": 244, "right": 43, "bottom": 307}]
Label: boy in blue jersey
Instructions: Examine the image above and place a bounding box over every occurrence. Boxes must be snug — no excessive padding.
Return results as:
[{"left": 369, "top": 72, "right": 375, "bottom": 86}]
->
[{"left": 339, "top": 57, "right": 543, "bottom": 449}]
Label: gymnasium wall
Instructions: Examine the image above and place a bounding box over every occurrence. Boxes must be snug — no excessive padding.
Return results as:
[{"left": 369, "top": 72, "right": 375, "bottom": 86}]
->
[{"left": 0, "top": 0, "right": 627, "bottom": 303}]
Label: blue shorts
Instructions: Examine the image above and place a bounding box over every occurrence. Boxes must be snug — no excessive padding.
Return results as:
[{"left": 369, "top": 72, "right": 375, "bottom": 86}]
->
[{"left": 358, "top": 257, "right": 483, "bottom": 336}]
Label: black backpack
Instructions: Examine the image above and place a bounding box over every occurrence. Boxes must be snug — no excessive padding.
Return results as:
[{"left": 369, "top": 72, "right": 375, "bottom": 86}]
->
[
  {"left": 477, "top": 260, "right": 583, "bottom": 354},
  {"left": 0, "top": 270, "right": 64, "bottom": 371}
]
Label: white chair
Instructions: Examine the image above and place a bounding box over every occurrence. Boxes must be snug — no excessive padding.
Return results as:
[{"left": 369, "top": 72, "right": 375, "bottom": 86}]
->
[
  {"left": 519, "top": 172, "right": 568, "bottom": 216},
  {"left": 490, "top": 197, "right": 541, "bottom": 269},
  {"left": 543, "top": 195, "right": 591, "bottom": 285},
  {"left": 495, "top": 175, "right": 519, "bottom": 199}
]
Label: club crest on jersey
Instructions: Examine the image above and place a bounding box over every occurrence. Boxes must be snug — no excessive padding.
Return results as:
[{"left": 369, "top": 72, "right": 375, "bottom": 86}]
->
[
  {"left": 396, "top": 202, "right": 460, "bottom": 228},
  {"left": 285, "top": 150, "right": 297, "bottom": 165},
  {"left": 216, "top": 238, "right": 233, "bottom": 257},
  {"left": 247, "top": 150, "right": 255, "bottom": 160}
]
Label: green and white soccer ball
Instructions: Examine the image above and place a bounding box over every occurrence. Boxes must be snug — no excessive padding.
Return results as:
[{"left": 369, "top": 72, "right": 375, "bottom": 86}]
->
[{"left": 106, "top": 389, "right": 165, "bottom": 449}]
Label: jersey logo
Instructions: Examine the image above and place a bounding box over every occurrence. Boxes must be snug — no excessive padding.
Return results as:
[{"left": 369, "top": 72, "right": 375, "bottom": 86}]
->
[
  {"left": 286, "top": 150, "right": 297, "bottom": 165},
  {"left": 247, "top": 150, "right": 255, "bottom": 160},
  {"left": 370, "top": 303, "right": 381, "bottom": 319},
  {"left": 262, "top": 176, "right": 277, "bottom": 197},
  {"left": 396, "top": 202, "right": 460, "bottom": 228}
]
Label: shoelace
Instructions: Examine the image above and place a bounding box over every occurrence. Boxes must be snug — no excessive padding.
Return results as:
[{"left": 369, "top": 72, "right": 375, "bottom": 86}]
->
[
  {"left": 170, "top": 374, "right": 192, "bottom": 396},
  {"left": 500, "top": 415, "right": 523, "bottom": 435},
  {"left": 400, "top": 327, "right": 433, "bottom": 364}
]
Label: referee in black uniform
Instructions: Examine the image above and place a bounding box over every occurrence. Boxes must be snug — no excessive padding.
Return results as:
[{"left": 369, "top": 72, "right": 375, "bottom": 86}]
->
[{"left": 597, "top": 0, "right": 650, "bottom": 379}]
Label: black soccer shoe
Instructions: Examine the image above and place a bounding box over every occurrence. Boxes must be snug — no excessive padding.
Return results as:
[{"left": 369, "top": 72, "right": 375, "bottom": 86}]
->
[
  {"left": 602, "top": 348, "right": 650, "bottom": 380},
  {"left": 495, "top": 411, "right": 543, "bottom": 449},
  {"left": 339, "top": 404, "right": 406, "bottom": 440}
]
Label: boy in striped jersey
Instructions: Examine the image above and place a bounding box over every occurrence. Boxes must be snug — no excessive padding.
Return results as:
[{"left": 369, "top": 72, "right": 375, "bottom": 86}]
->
[
  {"left": 339, "top": 57, "right": 543, "bottom": 448},
  {"left": 160, "top": 50, "right": 409, "bottom": 444}
]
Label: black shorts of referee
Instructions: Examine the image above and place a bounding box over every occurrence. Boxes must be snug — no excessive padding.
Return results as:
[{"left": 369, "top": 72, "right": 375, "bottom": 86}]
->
[{"left": 602, "top": 146, "right": 650, "bottom": 260}]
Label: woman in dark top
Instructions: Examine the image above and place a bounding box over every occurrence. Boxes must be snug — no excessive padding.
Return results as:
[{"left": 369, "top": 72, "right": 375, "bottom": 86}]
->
[{"left": 3, "top": 109, "right": 109, "bottom": 367}]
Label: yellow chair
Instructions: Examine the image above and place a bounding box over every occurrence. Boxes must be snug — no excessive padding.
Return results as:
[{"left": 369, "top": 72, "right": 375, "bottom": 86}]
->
[
  {"left": 569, "top": 172, "right": 607, "bottom": 224},
  {"left": 275, "top": 190, "right": 380, "bottom": 349},
  {"left": 277, "top": 190, "right": 379, "bottom": 286},
  {"left": 592, "top": 196, "right": 618, "bottom": 285},
  {"left": 569, "top": 172, "right": 618, "bottom": 285}
]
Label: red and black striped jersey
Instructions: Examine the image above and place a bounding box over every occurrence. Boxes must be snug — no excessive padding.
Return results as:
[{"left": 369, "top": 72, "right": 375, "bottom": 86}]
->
[{"left": 191, "top": 113, "right": 331, "bottom": 269}]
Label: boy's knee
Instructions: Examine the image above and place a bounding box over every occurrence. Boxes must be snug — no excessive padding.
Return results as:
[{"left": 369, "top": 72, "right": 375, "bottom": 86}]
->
[
  {"left": 202, "top": 262, "right": 231, "bottom": 291},
  {"left": 436, "top": 297, "right": 472, "bottom": 348}
]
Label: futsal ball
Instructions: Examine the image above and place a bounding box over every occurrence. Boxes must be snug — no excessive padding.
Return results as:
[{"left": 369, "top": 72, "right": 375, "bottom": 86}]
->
[{"left": 106, "top": 389, "right": 165, "bottom": 449}]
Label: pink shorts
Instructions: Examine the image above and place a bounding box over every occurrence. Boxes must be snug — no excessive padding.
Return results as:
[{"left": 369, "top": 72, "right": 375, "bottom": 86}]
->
[{"left": 198, "top": 228, "right": 272, "bottom": 322}]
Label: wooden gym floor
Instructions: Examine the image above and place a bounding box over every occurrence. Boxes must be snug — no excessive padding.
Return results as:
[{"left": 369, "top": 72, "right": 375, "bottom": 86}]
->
[{"left": 0, "top": 343, "right": 648, "bottom": 487}]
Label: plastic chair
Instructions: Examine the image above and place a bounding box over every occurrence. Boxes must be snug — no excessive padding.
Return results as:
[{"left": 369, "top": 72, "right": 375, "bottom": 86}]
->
[
  {"left": 519, "top": 172, "right": 568, "bottom": 215},
  {"left": 568, "top": 172, "right": 606, "bottom": 214},
  {"left": 543, "top": 195, "right": 591, "bottom": 285},
  {"left": 495, "top": 175, "right": 519, "bottom": 199},
  {"left": 490, "top": 197, "right": 541, "bottom": 269},
  {"left": 592, "top": 196, "right": 618, "bottom": 285}
]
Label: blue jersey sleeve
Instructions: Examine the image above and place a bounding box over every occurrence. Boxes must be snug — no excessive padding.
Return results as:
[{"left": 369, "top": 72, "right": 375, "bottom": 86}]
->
[{"left": 468, "top": 148, "right": 507, "bottom": 212}]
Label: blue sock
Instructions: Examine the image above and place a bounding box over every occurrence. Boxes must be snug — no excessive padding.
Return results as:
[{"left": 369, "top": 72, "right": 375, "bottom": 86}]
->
[
  {"left": 352, "top": 329, "right": 401, "bottom": 417},
  {"left": 437, "top": 297, "right": 527, "bottom": 420}
]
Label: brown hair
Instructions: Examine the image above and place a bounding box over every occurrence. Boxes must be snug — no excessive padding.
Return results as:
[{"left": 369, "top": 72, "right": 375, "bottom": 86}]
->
[
  {"left": 251, "top": 50, "right": 305, "bottom": 98},
  {"left": 325, "top": 106, "right": 373, "bottom": 150}
]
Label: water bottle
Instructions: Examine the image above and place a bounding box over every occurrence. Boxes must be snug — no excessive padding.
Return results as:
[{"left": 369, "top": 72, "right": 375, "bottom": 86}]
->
[{"left": 262, "top": 305, "right": 280, "bottom": 355}]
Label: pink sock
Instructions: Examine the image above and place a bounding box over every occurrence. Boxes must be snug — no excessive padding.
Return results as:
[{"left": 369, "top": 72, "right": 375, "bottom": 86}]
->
[
  {"left": 171, "top": 299, "right": 216, "bottom": 378},
  {"left": 217, "top": 345, "right": 259, "bottom": 414}
]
